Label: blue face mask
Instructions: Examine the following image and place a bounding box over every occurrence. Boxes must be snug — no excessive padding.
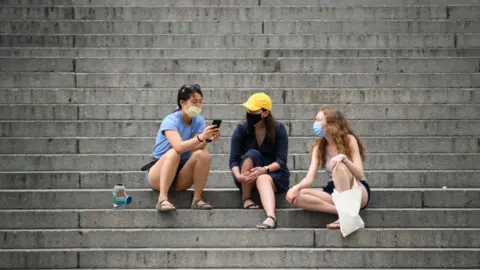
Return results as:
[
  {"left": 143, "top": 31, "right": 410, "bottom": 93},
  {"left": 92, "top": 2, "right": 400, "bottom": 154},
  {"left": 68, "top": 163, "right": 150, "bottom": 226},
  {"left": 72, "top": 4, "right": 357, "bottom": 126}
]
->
[{"left": 313, "top": 122, "right": 326, "bottom": 137}]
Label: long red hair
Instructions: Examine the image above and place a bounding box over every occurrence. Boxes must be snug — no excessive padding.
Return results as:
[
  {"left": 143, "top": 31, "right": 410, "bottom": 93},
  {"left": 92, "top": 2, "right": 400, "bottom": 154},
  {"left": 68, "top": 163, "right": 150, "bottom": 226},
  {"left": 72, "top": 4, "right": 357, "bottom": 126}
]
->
[{"left": 312, "top": 107, "right": 366, "bottom": 168}]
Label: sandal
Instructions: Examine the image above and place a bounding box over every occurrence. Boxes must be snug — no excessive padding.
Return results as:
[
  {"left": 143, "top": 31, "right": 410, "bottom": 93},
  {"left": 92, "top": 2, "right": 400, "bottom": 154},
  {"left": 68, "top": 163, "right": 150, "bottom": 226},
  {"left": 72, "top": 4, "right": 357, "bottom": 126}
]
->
[
  {"left": 256, "top": 215, "right": 277, "bottom": 229},
  {"left": 242, "top": 198, "right": 260, "bottom": 209},
  {"left": 156, "top": 200, "right": 176, "bottom": 212},
  {"left": 327, "top": 220, "right": 340, "bottom": 229},
  {"left": 191, "top": 199, "right": 214, "bottom": 210}
]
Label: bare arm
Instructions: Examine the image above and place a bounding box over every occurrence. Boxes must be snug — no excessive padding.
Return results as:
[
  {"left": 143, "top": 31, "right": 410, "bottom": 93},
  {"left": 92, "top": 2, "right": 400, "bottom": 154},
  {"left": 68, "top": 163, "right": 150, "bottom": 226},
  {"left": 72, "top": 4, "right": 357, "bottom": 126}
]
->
[
  {"left": 164, "top": 130, "right": 204, "bottom": 154},
  {"left": 343, "top": 135, "right": 365, "bottom": 180},
  {"left": 193, "top": 133, "right": 208, "bottom": 150},
  {"left": 294, "top": 144, "right": 320, "bottom": 190}
]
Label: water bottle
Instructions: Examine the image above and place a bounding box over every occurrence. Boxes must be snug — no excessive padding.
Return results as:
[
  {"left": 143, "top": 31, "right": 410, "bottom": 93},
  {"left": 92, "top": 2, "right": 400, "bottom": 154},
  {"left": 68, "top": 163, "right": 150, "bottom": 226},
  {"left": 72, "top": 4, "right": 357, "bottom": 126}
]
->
[{"left": 112, "top": 184, "right": 132, "bottom": 209}]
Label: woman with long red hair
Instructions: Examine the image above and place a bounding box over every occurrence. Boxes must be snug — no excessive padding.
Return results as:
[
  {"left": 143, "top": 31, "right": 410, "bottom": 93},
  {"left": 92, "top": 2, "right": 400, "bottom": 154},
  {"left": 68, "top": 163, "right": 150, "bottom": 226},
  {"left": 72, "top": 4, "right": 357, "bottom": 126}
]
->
[{"left": 286, "top": 107, "right": 371, "bottom": 228}]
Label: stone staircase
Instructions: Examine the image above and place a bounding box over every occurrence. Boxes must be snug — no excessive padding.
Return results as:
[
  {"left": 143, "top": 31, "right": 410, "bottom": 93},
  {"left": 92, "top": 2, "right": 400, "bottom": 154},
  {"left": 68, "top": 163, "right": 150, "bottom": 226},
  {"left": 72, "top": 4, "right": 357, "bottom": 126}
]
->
[{"left": 1, "top": 0, "right": 479, "bottom": 269}]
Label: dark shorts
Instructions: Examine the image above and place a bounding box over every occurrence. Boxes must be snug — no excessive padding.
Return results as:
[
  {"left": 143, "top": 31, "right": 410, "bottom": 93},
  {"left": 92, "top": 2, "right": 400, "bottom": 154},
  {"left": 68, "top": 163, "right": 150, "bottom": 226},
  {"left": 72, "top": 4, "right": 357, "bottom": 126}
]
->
[
  {"left": 145, "top": 158, "right": 187, "bottom": 191},
  {"left": 322, "top": 179, "right": 371, "bottom": 209},
  {"left": 233, "top": 149, "right": 290, "bottom": 193}
]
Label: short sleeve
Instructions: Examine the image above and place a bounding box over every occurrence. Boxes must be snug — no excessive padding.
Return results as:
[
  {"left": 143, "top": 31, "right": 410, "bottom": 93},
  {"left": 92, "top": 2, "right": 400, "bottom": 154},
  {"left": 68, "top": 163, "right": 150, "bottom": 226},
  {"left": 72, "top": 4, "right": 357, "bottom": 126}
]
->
[
  {"left": 194, "top": 116, "right": 206, "bottom": 134},
  {"left": 160, "top": 114, "right": 178, "bottom": 134}
]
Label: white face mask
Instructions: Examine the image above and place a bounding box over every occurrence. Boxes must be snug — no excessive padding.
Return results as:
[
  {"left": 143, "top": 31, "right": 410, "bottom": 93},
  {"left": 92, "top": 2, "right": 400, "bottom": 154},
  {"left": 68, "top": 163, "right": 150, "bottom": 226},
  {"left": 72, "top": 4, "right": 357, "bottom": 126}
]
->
[{"left": 184, "top": 104, "right": 202, "bottom": 117}]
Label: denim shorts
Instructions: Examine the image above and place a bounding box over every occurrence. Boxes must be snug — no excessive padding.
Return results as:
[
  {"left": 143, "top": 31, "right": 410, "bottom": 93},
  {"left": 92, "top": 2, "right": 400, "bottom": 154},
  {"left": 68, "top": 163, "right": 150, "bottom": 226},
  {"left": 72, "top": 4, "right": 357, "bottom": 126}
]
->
[{"left": 232, "top": 149, "right": 290, "bottom": 192}]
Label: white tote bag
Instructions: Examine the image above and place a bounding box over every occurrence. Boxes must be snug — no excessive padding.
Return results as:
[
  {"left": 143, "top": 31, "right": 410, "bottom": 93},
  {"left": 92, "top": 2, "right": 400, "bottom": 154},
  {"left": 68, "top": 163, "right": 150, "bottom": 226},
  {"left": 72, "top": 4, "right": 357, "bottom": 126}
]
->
[{"left": 331, "top": 176, "right": 365, "bottom": 237}]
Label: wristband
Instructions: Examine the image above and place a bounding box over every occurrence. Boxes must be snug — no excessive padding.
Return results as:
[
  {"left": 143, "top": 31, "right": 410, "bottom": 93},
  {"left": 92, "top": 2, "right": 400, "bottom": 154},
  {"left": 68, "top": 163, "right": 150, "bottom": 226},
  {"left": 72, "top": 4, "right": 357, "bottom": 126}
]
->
[{"left": 197, "top": 134, "right": 204, "bottom": 142}]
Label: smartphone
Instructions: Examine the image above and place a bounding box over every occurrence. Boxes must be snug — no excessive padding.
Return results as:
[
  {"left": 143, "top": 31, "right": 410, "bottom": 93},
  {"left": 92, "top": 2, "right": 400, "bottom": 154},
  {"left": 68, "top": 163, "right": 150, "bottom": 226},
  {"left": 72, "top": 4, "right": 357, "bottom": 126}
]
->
[{"left": 212, "top": 119, "right": 222, "bottom": 128}]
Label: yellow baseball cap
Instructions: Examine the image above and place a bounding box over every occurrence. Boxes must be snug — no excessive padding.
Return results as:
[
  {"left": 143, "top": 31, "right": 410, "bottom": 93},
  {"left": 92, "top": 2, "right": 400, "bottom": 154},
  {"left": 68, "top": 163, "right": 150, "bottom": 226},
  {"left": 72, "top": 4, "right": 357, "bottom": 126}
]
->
[{"left": 241, "top": 92, "right": 273, "bottom": 111}]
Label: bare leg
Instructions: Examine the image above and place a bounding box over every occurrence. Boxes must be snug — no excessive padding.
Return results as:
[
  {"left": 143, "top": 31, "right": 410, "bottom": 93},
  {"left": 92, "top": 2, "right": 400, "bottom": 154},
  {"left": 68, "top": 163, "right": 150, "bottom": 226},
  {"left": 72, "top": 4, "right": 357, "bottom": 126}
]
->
[
  {"left": 255, "top": 174, "right": 277, "bottom": 229},
  {"left": 239, "top": 157, "right": 258, "bottom": 208},
  {"left": 328, "top": 162, "right": 358, "bottom": 228},
  {"left": 147, "top": 149, "right": 181, "bottom": 211},
  {"left": 332, "top": 163, "right": 354, "bottom": 192},
  {"left": 175, "top": 149, "right": 214, "bottom": 208},
  {"left": 293, "top": 188, "right": 337, "bottom": 214}
]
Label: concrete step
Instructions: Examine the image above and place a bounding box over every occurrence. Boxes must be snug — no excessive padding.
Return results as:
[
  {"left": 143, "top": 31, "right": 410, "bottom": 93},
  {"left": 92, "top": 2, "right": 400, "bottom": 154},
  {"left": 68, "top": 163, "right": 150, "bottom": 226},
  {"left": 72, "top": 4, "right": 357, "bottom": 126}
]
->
[
  {"left": 2, "top": 6, "right": 476, "bottom": 20},
  {"left": 266, "top": 19, "right": 480, "bottom": 34},
  {"left": 1, "top": 248, "right": 480, "bottom": 269},
  {"left": 1, "top": 228, "right": 478, "bottom": 249},
  {"left": 261, "top": 0, "right": 480, "bottom": 5},
  {"left": 65, "top": 6, "right": 480, "bottom": 20},
  {"left": 3, "top": 0, "right": 480, "bottom": 6},
  {"left": 2, "top": 20, "right": 480, "bottom": 35},
  {"left": 2, "top": 48, "right": 480, "bottom": 58},
  {"left": 0, "top": 153, "right": 478, "bottom": 171},
  {"left": 56, "top": 58, "right": 480, "bottom": 73},
  {"left": 1, "top": 104, "right": 478, "bottom": 120},
  {"left": 0, "top": 72, "right": 74, "bottom": 88},
  {"left": 0, "top": 58, "right": 73, "bottom": 72},
  {"left": 76, "top": 73, "right": 480, "bottom": 88},
  {"left": 1, "top": 269, "right": 475, "bottom": 270},
  {"left": 2, "top": 188, "right": 479, "bottom": 209},
  {"left": 1, "top": 88, "right": 478, "bottom": 105},
  {"left": 2, "top": 170, "right": 478, "bottom": 189},
  {"left": 0, "top": 0, "right": 260, "bottom": 7},
  {"left": 2, "top": 0, "right": 480, "bottom": 6},
  {"left": 4, "top": 34, "right": 479, "bottom": 49},
  {"left": 2, "top": 72, "right": 479, "bottom": 88},
  {"left": 1, "top": 136, "right": 478, "bottom": 154},
  {"left": 1, "top": 120, "right": 478, "bottom": 137},
  {"left": 1, "top": 209, "right": 479, "bottom": 229}
]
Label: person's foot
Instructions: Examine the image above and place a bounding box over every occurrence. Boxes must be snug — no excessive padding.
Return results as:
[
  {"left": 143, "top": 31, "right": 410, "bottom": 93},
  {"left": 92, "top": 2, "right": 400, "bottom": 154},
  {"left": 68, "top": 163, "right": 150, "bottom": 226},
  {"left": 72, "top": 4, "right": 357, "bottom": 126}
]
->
[
  {"left": 256, "top": 216, "right": 276, "bottom": 229},
  {"left": 327, "top": 219, "right": 340, "bottom": 229},
  {"left": 156, "top": 200, "right": 176, "bottom": 212},
  {"left": 243, "top": 198, "right": 260, "bottom": 209},
  {"left": 191, "top": 198, "right": 214, "bottom": 210}
]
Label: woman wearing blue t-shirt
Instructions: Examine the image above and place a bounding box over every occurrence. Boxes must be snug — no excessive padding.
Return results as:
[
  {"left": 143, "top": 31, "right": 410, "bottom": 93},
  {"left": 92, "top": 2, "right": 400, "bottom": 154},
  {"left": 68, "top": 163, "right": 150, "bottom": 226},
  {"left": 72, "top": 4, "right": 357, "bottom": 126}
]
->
[
  {"left": 229, "top": 93, "right": 290, "bottom": 229},
  {"left": 145, "top": 84, "right": 219, "bottom": 212}
]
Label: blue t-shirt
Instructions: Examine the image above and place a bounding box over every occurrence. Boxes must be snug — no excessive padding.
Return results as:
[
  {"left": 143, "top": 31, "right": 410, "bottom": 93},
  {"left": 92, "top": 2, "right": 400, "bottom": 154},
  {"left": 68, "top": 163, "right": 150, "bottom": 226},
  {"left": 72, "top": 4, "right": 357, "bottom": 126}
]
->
[{"left": 152, "top": 111, "right": 205, "bottom": 161}]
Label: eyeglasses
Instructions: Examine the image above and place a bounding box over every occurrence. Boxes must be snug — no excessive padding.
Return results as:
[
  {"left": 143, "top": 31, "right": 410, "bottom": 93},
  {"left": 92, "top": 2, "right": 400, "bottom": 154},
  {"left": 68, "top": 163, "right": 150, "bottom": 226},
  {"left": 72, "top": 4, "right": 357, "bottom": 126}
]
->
[{"left": 181, "top": 84, "right": 201, "bottom": 92}]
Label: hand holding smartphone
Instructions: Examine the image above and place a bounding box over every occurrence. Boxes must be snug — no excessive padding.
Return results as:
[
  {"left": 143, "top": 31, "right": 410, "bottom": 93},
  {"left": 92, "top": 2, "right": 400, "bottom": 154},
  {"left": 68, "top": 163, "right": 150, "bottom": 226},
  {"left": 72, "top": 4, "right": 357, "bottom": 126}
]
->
[
  {"left": 207, "top": 120, "right": 222, "bottom": 142},
  {"left": 212, "top": 119, "right": 222, "bottom": 128}
]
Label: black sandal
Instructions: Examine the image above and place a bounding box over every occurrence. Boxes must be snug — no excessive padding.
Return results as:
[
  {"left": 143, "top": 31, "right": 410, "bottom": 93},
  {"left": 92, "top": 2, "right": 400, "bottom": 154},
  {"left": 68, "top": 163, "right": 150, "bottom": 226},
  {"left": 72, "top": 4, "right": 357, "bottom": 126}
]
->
[
  {"left": 242, "top": 197, "right": 260, "bottom": 209},
  {"left": 256, "top": 215, "right": 277, "bottom": 229}
]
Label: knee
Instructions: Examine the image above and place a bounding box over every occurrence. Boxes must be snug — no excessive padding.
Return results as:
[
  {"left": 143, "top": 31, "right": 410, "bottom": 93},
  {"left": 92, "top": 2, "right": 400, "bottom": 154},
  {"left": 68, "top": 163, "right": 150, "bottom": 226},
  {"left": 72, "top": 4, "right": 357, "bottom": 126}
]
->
[
  {"left": 242, "top": 149, "right": 263, "bottom": 166},
  {"left": 332, "top": 162, "right": 349, "bottom": 175},
  {"left": 165, "top": 149, "right": 181, "bottom": 161},
  {"left": 298, "top": 189, "right": 308, "bottom": 197},
  {"left": 244, "top": 149, "right": 261, "bottom": 157},
  {"left": 192, "top": 149, "right": 211, "bottom": 162},
  {"left": 296, "top": 189, "right": 308, "bottom": 200},
  {"left": 292, "top": 189, "right": 308, "bottom": 206},
  {"left": 256, "top": 175, "right": 272, "bottom": 190},
  {"left": 289, "top": 190, "right": 302, "bottom": 207}
]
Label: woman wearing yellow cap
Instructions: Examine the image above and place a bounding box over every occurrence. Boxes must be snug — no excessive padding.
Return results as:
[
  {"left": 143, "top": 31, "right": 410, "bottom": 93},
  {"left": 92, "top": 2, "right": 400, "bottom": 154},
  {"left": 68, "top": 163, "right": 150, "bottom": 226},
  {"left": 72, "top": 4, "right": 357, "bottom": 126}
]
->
[{"left": 229, "top": 92, "right": 290, "bottom": 229}]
